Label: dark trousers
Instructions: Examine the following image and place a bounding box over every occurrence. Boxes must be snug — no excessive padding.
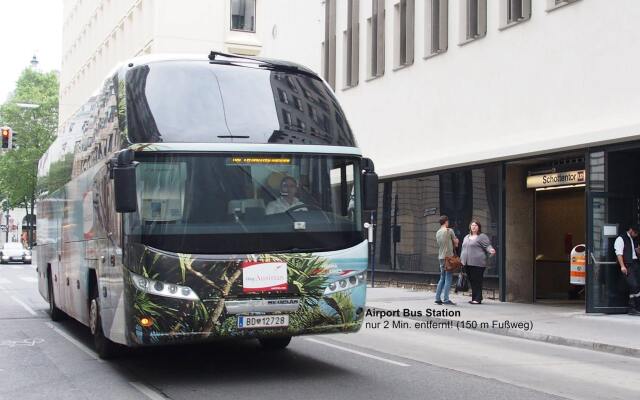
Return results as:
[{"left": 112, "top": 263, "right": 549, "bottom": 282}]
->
[
  {"left": 625, "top": 262, "right": 640, "bottom": 311},
  {"left": 466, "top": 265, "right": 485, "bottom": 302}
]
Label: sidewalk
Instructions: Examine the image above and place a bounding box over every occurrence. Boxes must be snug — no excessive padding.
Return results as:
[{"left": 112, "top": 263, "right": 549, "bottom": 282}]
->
[{"left": 366, "top": 285, "right": 640, "bottom": 358}]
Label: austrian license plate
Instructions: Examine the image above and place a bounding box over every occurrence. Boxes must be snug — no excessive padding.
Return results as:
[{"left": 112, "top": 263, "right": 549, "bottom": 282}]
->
[{"left": 237, "top": 315, "right": 289, "bottom": 329}]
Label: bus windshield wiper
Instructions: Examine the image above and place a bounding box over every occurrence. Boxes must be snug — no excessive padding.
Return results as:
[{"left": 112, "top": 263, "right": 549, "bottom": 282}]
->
[
  {"left": 208, "top": 51, "right": 318, "bottom": 79},
  {"left": 281, "top": 247, "right": 326, "bottom": 254}
]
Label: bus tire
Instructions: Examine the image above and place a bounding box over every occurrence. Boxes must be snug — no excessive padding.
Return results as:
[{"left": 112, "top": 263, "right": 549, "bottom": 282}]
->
[
  {"left": 89, "top": 287, "right": 119, "bottom": 359},
  {"left": 258, "top": 336, "right": 292, "bottom": 350},
  {"left": 47, "top": 273, "right": 64, "bottom": 322}
]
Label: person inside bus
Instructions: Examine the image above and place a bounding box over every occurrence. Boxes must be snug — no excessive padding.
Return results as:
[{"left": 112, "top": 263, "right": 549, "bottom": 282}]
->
[{"left": 265, "top": 176, "right": 307, "bottom": 215}]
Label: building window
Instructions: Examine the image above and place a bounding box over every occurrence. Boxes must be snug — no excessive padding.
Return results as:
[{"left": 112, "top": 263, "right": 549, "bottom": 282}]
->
[
  {"left": 459, "top": 0, "right": 486, "bottom": 45},
  {"left": 343, "top": 0, "right": 360, "bottom": 88},
  {"left": 367, "top": 0, "right": 385, "bottom": 78},
  {"left": 500, "top": 0, "right": 531, "bottom": 29},
  {"left": 546, "top": 0, "right": 580, "bottom": 12},
  {"left": 394, "top": 0, "right": 415, "bottom": 68},
  {"left": 323, "top": 0, "right": 337, "bottom": 89},
  {"left": 230, "top": 0, "right": 256, "bottom": 32},
  {"left": 425, "top": 0, "right": 448, "bottom": 58}
]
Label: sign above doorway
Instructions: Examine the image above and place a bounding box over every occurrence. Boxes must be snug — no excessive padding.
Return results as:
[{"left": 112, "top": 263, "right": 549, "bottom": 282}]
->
[{"left": 526, "top": 170, "right": 586, "bottom": 189}]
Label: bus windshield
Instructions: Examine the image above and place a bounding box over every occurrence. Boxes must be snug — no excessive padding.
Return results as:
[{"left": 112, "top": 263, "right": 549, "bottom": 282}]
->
[
  {"left": 125, "top": 61, "right": 356, "bottom": 146},
  {"left": 125, "top": 153, "right": 363, "bottom": 254}
]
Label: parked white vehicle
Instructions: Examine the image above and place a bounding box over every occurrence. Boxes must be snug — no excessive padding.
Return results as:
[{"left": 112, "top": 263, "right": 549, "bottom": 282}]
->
[{"left": 1, "top": 242, "right": 32, "bottom": 264}]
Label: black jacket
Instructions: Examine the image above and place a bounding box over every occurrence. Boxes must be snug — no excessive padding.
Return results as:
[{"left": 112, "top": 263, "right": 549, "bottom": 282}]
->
[{"left": 618, "top": 233, "right": 639, "bottom": 265}]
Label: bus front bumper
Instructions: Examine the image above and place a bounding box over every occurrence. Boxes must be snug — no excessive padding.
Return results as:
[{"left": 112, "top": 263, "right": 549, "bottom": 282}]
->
[{"left": 124, "top": 281, "right": 366, "bottom": 346}]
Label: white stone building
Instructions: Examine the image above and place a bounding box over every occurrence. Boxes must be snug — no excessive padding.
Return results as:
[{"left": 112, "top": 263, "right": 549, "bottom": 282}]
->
[{"left": 59, "top": 0, "right": 324, "bottom": 126}]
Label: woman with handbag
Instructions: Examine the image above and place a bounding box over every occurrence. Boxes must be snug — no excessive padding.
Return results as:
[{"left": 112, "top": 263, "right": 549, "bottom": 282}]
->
[{"left": 460, "top": 220, "right": 496, "bottom": 304}]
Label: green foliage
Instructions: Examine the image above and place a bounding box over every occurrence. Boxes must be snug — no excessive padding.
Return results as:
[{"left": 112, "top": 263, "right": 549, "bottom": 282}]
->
[
  {"left": 289, "top": 306, "right": 339, "bottom": 332},
  {"left": 262, "top": 253, "right": 329, "bottom": 307},
  {"left": 324, "top": 291, "right": 356, "bottom": 324},
  {"left": 0, "top": 68, "right": 59, "bottom": 210}
]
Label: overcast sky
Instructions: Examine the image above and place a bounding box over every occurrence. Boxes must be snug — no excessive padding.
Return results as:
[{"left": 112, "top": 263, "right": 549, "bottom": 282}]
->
[{"left": 0, "top": 0, "right": 62, "bottom": 103}]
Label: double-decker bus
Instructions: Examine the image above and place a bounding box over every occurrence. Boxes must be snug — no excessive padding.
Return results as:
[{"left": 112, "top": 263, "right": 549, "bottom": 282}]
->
[{"left": 36, "top": 52, "right": 378, "bottom": 358}]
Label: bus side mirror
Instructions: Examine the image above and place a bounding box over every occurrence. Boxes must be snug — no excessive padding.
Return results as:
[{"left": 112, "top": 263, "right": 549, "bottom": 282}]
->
[
  {"left": 112, "top": 150, "right": 138, "bottom": 213},
  {"left": 363, "top": 172, "right": 378, "bottom": 211}
]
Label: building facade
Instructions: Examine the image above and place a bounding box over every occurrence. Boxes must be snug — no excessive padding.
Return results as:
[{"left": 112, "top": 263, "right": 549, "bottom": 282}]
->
[
  {"left": 59, "top": 0, "right": 324, "bottom": 127},
  {"left": 321, "top": 0, "right": 640, "bottom": 313}
]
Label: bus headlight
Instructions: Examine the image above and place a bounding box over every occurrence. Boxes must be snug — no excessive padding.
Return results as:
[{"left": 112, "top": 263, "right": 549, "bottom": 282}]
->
[
  {"left": 324, "top": 272, "right": 366, "bottom": 295},
  {"left": 130, "top": 271, "right": 199, "bottom": 301}
]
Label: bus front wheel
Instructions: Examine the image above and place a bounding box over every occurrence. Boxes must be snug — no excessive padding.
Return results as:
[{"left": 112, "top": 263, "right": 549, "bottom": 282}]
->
[
  {"left": 47, "top": 273, "right": 64, "bottom": 321},
  {"left": 258, "top": 336, "right": 292, "bottom": 350},
  {"left": 89, "top": 288, "right": 119, "bottom": 359}
]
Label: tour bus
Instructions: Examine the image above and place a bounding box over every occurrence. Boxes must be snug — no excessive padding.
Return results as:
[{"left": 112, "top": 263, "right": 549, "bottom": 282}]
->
[{"left": 36, "top": 52, "right": 378, "bottom": 358}]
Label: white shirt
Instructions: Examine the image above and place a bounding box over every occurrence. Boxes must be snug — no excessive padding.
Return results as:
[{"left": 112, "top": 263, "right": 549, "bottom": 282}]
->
[
  {"left": 265, "top": 197, "right": 305, "bottom": 215},
  {"left": 614, "top": 232, "right": 638, "bottom": 260}
]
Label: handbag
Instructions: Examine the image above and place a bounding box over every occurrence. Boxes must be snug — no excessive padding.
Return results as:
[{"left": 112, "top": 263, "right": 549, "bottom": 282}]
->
[
  {"left": 444, "top": 230, "right": 462, "bottom": 272},
  {"left": 444, "top": 253, "right": 462, "bottom": 272},
  {"left": 455, "top": 271, "right": 469, "bottom": 293}
]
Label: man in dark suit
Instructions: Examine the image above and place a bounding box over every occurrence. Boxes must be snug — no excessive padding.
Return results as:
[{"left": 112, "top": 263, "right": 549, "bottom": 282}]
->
[{"left": 614, "top": 224, "right": 640, "bottom": 315}]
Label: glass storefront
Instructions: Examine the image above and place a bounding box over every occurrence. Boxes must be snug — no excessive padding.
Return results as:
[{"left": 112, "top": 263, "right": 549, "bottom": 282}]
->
[
  {"left": 372, "top": 165, "right": 502, "bottom": 278},
  {"left": 586, "top": 145, "right": 640, "bottom": 313},
  {"left": 367, "top": 141, "right": 640, "bottom": 313}
]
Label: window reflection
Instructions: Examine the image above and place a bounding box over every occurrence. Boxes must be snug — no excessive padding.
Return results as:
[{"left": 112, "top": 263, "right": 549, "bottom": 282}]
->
[
  {"left": 231, "top": 0, "right": 256, "bottom": 32},
  {"left": 374, "top": 165, "right": 501, "bottom": 276}
]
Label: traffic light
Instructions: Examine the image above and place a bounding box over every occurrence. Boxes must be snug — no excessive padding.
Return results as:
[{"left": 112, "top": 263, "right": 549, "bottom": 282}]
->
[{"left": 1, "top": 127, "right": 11, "bottom": 149}]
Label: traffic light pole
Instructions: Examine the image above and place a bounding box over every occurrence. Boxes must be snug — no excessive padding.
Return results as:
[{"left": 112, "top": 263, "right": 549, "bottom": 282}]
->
[{"left": 5, "top": 213, "right": 8, "bottom": 242}]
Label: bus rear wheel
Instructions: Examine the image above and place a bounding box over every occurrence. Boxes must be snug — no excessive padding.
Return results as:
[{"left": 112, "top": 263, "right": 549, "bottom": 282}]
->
[
  {"left": 47, "top": 273, "right": 64, "bottom": 321},
  {"left": 258, "top": 336, "right": 292, "bottom": 350},
  {"left": 89, "top": 288, "right": 119, "bottom": 359}
]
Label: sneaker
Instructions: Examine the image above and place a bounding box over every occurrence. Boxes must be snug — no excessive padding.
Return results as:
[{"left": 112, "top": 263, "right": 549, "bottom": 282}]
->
[
  {"left": 468, "top": 300, "right": 480, "bottom": 304},
  {"left": 434, "top": 300, "right": 443, "bottom": 305},
  {"left": 443, "top": 300, "right": 456, "bottom": 306}
]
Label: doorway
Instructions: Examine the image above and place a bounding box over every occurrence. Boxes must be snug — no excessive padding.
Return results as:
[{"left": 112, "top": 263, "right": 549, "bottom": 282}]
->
[{"left": 535, "top": 188, "right": 586, "bottom": 302}]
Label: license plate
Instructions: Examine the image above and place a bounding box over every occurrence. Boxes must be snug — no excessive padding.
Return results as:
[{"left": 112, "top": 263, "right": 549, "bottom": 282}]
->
[{"left": 237, "top": 315, "right": 289, "bottom": 329}]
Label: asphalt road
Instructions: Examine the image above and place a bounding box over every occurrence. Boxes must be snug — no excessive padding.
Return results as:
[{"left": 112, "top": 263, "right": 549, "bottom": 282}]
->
[{"left": 1, "top": 263, "right": 638, "bottom": 400}]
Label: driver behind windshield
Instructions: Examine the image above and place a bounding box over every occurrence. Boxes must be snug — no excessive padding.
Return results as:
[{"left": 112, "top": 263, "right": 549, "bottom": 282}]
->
[{"left": 265, "top": 176, "right": 307, "bottom": 215}]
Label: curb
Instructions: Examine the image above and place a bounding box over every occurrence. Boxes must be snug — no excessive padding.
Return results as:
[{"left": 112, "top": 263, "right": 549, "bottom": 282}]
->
[{"left": 366, "top": 306, "right": 640, "bottom": 359}]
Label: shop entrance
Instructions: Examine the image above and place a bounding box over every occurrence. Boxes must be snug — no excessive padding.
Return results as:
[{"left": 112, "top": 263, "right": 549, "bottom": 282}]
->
[{"left": 535, "top": 187, "right": 586, "bottom": 302}]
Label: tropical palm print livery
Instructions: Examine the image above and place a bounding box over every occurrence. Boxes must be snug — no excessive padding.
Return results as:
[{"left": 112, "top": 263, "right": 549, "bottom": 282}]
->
[{"left": 123, "top": 243, "right": 367, "bottom": 345}]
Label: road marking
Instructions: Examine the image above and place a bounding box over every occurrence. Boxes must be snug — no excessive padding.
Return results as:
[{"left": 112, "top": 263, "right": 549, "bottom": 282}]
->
[
  {"left": 304, "top": 338, "right": 410, "bottom": 367},
  {"left": 10, "top": 296, "right": 38, "bottom": 316},
  {"left": 129, "top": 382, "right": 169, "bottom": 400},
  {"left": 19, "top": 276, "right": 38, "bottom": 283},
  {"left": 1, "top": 338, "right": 45, "bottom": 347},
  {"left": 45, "top": 322, "right": 102, "bottom": 362},
  {"left": 0, "top": 277, "right": 11, "bottom": 284}
]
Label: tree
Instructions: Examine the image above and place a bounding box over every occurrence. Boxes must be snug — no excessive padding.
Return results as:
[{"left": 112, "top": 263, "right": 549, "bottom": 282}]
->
[{"left": 0, "top": 68, "right": 59, "bottom": 246}]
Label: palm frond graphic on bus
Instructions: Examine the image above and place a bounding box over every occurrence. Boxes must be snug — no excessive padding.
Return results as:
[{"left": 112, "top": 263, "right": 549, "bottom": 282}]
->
[{"left": 124, "top": 244, "right": 360, "bottom": 344}]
